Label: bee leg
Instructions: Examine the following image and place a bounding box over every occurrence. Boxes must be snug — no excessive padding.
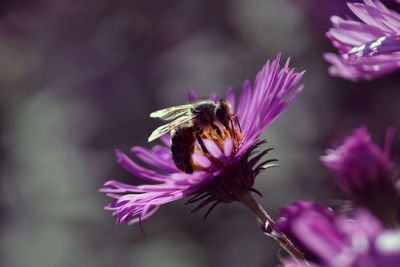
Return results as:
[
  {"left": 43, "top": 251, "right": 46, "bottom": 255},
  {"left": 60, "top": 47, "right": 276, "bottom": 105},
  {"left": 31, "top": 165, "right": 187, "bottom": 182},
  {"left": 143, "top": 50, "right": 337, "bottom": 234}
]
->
[
  {"left": 196, "top": 133, "right": 209, "bottom": 154},
  {"left": 220, "top": 119, "right": 234, "bottom": 138},
  {"left": 227, "top": 118, "right": 236, "bottom": 138},
  {"left": 232, "top": 114, "right": 242, "bottom": 132},
  {"left": 211, "top": 123, "right": 222, "bottom": 137}
]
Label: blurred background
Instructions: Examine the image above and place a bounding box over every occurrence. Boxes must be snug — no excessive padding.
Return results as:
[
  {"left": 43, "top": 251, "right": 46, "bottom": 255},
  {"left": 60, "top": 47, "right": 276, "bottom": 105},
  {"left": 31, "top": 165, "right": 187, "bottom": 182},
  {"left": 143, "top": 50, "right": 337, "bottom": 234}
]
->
[{"left": 1, "top": 0, "right": 400, "bottom": 266}]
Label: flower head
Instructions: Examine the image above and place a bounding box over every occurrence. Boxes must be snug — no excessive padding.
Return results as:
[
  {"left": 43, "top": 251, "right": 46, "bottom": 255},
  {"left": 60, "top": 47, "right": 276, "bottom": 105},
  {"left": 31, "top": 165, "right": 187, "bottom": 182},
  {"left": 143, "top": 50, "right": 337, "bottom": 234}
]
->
[
  {"left": 324, "top": 0, "right": 400, "bottom": 81},
  {"left": 320, "top": 126, "right": 399, "bottom": 225},
  {"left": 277, "top": 201, "right": 400, "bottom": 267},
  {"left": 100, "top": 54, "right": 305, "bottom": 225},
  {"left": 276, "top": 201, "right": 344, "bottom": 263}
]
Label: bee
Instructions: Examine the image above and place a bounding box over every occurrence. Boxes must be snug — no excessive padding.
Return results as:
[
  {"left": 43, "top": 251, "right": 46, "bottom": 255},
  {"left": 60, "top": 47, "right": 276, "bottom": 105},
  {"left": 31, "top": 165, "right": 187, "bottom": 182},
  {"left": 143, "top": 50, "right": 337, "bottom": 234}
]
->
[{"left": 148, "top": 99, "right": 241, "bottom": 173}]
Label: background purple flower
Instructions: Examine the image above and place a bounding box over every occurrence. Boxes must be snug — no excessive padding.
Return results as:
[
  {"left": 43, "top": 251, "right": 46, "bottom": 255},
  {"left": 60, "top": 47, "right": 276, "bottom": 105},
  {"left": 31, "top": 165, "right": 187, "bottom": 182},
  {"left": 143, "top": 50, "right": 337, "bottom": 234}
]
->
[
  {"left": 321, "top": 126, "right": 399, "bottom": 226},
  {"left": 280, "top": 259, "right": 318, "bottom": 267},
  {"left": 321, "top": 127, "right": 391, "bottom": 191},
  {"left": 293, "top": 0, "right": 400, "bottom": 30},
  {"left": 277, "top": 201, "right": 400, "bottom": 267},
  {"left": 276, "top": 201, "right": 348, "bottom": 264},
  {"left": 325, "top": 0, "right": 400, "bottom": 81},
  {"left": 100, "top": 54, "right": 305, "bottom": 225}
]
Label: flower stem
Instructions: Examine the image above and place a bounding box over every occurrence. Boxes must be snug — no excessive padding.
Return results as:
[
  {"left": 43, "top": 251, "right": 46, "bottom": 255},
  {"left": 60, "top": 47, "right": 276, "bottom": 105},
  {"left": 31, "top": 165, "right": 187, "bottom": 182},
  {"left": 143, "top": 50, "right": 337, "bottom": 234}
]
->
[{"left": 239, "top": 193, "right": 305, "bottom": 260}]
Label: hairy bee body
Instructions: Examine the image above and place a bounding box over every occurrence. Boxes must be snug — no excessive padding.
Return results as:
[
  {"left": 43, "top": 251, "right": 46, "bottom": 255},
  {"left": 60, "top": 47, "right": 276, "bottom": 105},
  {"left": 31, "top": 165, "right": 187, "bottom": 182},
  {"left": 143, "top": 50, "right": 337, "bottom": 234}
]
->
[
  {"left": 149, "top": 99, "right": 239, "bottom": 173},
  {"left": 170, "top": 101, "right": 217, "bottom": 173},
  {"left": 171, "top": 125, "right": 196, "bottom": 173}
]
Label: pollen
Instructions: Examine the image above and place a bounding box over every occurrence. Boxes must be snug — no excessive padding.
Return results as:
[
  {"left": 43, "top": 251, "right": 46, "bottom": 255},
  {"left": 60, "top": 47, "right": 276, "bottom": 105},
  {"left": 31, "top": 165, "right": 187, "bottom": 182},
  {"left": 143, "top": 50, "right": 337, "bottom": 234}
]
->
[{"left": 191, "top": 120, "right": 243, "bottom": 172}]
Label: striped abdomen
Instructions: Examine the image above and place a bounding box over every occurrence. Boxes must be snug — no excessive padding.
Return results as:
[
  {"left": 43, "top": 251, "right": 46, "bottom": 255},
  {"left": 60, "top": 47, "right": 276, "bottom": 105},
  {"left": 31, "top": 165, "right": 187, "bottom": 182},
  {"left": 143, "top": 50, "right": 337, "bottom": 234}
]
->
[{"left": 171, "top": 126, "right": 196, "bottom": 173}]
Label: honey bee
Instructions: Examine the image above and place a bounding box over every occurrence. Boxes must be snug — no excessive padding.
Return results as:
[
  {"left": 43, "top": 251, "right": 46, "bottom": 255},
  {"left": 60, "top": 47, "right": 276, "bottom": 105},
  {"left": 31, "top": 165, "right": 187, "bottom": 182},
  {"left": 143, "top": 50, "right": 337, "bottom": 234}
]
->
[{"left": 148, "top": 99, "right": 241, "bottom": 173}]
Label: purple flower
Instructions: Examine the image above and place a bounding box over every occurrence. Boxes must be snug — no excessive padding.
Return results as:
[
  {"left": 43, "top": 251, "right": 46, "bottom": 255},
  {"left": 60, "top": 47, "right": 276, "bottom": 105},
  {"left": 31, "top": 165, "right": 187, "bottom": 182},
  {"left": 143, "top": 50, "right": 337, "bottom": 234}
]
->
[
  {"left": 324, "top": 0, "right": 400, "bottom": 81},
  {"left": 277, "top": 201, "right": 400, "bottom": 267},
  {"left": 320, "top": 127, "right": 399, "bottom": 226},
  {"left": 100, "top": 54, "right": 305, "bottom": 225},
  {"left": 279, "top": 259, "right": 319, "bottom": 267},
  {"left": 276, "top": 201, "right": 345, "bottom": 263}
]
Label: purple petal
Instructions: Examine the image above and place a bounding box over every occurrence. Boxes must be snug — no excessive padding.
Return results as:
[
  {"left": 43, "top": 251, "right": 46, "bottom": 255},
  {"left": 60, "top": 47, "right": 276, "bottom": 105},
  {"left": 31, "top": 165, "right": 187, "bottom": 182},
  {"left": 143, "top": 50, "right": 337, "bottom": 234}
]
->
[
  {"left": 192, "top": 153, "right": 214, "bottom": 169},
  {"left": 115, "top": 149, "right": 168, "bottom": 182},
  {"left": 131, "top": 146, "right": 178, "bottom": 173},
  {"left": 345, "top": 36, "right": 400, "bottom": 60},
  {"left": 238, "top": 54, "right": 304, "bottom": 150},
  {"left": 226, "top": 86, "right": 235, "bottom": 113},
  {"left": 325, "top": 0, "right": 400, "bottom": 81},
  {"left": 100, "top": 180, "right": 144, "bottom": 193},
  {"left": 188, "top": 91, "right": 197, "bottom": 103},
  {"left": 223, "top": 137, "right": 234, "bottom": 157},
  {"left": 293, "top": 212, "right": 347, "bottom": 260},
  {"left": 151, "top": 145, "right": 173, "bottom": 159},
  {"left": 211, "top": 93, "right": 219, "bottom": 103},
  {"left": 170, "top": 170, "right": 212, "bottom": 185},
  {"left": 203, "top": 139, "right": 223, "bottom": 160},
  {"left": 347, "top": 2, "right": 393, "bottom": 33},
  {"left": 160, "top": 134, "right": 171, "bottom": 147},
  {"left": 127, "top": 206, "right": 159, "bottom": 225},
  {"left": 236, "top": 80, "right": 252, "bottom": 125}
]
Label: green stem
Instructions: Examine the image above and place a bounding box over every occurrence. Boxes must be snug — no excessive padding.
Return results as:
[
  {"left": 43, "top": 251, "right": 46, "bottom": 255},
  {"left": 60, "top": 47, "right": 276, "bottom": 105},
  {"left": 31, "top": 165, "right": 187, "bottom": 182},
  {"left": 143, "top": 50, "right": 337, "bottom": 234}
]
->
[{"left": 239, "top": 193, "right": 305, "bottom": 260}]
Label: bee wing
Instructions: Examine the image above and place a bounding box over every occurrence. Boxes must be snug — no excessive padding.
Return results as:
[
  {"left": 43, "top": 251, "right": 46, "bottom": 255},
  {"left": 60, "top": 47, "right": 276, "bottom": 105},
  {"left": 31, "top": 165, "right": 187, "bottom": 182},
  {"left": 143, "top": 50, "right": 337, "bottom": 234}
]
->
[
  {"left": 148, "top": 115, "right": 197, "bottom": 142},
  {"left": 150, "top": 104, "right": 192, "bottom": 120}
]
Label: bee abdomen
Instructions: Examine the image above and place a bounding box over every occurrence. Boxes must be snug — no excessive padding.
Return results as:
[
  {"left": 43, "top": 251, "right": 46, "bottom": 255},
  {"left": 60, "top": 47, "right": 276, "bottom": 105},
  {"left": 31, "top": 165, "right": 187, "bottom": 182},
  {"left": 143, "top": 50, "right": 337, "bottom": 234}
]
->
[{"left": 171, "top": 126, "right": 196, "bottom": 173}]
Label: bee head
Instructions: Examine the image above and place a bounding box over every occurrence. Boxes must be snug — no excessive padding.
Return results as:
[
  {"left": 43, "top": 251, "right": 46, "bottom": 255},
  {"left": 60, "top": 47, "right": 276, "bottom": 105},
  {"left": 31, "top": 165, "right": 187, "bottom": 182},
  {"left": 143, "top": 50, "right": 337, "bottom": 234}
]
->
[{"left": 215, "top": 99, "right": 231, "bottom": 124}]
